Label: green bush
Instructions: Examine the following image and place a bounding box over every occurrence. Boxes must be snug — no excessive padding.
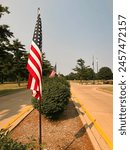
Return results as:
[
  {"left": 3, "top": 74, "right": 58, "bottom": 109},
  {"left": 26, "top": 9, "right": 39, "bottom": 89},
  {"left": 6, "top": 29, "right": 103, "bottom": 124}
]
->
[
  {"left": 32, "top": 77, "right": 71, "bottom": 119},
  {"left": 97, "top": 67, "right": 113, "bottom": 80},
  {"left": 0, "top": 129, "right": 32, "bottom": 150}
]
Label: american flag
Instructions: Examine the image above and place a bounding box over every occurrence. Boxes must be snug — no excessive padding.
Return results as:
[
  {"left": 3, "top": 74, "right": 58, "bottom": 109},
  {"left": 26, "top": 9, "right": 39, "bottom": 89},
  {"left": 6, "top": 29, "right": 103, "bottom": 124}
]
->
[
  {"left": 27, "top": 9, "right": 42, "bottom": 100},
  {"left": 49, "top": 64, "right": 57, "bottom": 78}
]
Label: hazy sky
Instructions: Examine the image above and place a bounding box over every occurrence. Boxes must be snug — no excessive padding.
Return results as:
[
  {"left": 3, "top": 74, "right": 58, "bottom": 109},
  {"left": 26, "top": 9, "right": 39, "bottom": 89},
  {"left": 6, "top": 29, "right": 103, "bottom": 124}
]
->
[{"left": 1, "top": 0, "right": 113, "bottom": 75}]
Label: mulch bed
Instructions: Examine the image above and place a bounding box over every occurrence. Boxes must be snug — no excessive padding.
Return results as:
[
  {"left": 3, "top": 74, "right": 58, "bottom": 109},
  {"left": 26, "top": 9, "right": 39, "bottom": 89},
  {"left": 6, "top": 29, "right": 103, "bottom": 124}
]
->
[{"left": 11, "top": 101, "right": 94, "bottom": 150}]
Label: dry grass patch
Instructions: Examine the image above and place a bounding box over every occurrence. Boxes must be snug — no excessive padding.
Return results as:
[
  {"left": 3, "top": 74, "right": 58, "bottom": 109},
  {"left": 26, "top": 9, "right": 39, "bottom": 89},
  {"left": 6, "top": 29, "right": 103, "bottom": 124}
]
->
[
  {"left": 98, "top": 86, "right": 113, "bottom": 94},
  {"left": 0, "top": 83, "right": 27, "bottom": 90},
  {"left": 0, "top": 83, "right": 27, "bottom": 96}
]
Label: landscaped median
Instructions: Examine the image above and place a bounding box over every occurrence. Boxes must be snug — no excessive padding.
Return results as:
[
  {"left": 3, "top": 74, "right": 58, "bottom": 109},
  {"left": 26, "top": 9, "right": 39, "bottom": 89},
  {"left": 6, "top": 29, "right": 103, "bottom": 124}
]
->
[{"left": 0, "top": 78, "right": 94, "bottom": 150}]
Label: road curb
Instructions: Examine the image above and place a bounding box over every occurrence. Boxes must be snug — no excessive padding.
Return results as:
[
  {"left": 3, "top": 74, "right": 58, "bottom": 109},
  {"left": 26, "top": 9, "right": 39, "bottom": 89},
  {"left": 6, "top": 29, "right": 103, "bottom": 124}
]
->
[
  {"left": 71, "top": 95, "right": 112, "bottom": 150},
  {"left": 2, "top": 105, "right": 34, "bottom": 131}
]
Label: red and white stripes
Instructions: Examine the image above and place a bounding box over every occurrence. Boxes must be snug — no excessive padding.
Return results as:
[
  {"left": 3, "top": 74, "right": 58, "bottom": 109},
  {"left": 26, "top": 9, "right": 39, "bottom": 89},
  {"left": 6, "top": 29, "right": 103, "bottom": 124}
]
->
[{"left": 27, "top": 41, "right": 42, "bottom": 100}]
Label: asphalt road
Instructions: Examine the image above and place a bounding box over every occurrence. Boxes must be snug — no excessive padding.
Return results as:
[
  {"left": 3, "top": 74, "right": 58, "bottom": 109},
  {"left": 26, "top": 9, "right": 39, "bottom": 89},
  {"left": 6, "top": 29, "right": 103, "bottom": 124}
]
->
[
  {"left": 70, "top": 82, "right": 113, "bottom": 142},
  {"left": 0, "top": 90, "right": 32, "bottom": 129}
]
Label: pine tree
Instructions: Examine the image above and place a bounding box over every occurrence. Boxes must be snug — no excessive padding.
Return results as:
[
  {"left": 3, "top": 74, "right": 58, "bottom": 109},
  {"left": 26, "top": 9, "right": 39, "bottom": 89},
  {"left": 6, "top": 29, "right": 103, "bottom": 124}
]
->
[
  {"left": 42, "top": 53, "right": 52, "bottom": 77},
  {"left": 0, "top": 4, "right": 14, "bottom": 83},
  {"left": 10, "top": 39, "right": 26, "bottom": 86}
]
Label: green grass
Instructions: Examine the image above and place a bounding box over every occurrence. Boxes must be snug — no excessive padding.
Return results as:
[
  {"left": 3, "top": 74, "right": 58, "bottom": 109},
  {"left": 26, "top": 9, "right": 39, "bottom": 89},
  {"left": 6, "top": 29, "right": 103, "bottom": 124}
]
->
[
  {"left": 98, "top": 86, "right": 113, "bottom": 94},
  {"left": 0, "top": 83, "right": 27, "bottom": 96}
]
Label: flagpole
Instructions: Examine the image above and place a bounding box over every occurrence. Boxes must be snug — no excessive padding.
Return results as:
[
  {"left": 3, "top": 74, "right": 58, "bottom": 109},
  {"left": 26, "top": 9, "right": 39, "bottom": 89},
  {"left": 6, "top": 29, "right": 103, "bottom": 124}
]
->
[
  {"left": 39, "top": 99, "right": 42, "bottom": 150},
  {"left": 27, "top": 7, "right": 43, "bottom": 149},
  {"left": 37, "top": 7, "right": 42, "bottom": 150}
]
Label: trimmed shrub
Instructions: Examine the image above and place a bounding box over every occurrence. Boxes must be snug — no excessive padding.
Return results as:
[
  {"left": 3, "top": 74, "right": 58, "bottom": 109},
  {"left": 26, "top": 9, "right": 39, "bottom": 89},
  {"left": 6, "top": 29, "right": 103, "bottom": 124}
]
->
[
  {"left": 0, "top": 129, "right": 32, "bottom": 150},
  {"left": 32, "top": 77, "right": 71, "bottom": 119}
]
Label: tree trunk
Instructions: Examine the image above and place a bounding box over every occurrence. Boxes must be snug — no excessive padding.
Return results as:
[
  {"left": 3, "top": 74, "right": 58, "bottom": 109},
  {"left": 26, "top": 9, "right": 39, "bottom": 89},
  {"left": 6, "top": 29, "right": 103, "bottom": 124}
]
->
[
  {"left": 17, "top": 75, "right": 20, "bottom": 87},
  {"left": 0, "top": 74, "right": 4, "bottom": 84}
]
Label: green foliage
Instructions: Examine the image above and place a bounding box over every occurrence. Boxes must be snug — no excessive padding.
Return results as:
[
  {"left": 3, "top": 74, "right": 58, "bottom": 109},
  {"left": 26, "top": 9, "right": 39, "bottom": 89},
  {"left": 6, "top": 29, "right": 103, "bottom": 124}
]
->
[
  {"left": 97, "top": 67, "right": 113, "bottom": 80},
  {"left": 0, "top": 129, "right": 33, "bottom": 150},
  {"left": 0, "top": 5, "right": 28, "bottom": 84},
  {"left": 65, "top": 72, "right": 78, "bottom": 80},
  {"left": 85, "top": 68, "right": 95, "bottom": 80},
  {"left": 66, "top": 58, "right": 95, "bottom": 80},
  {"left": 0, "top": 4, "right": 10, "bottom": 18},
  {"left": 42, "top": 53, "right": 52, "bottom": 77},
  {"left": 73, "top": 58, "right": 87, "bottom": 80},
  {"left": 0, "top": 5, "right": 13, "bottom": 83},
  {"left": 32, "top": 77, "right": 70, "bottom": 119},
  {"left": 10, "top": 39, "right": 27, "bottom": 86},
  {"left": 0, "top": 25, "right": 13, "bottom": 42}
]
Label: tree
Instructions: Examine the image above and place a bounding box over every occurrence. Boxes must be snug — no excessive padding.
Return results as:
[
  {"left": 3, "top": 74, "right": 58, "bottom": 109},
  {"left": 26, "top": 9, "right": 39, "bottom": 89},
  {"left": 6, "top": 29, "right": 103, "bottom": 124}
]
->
[
  {"left": 11, "top": 39, "right": 26, "bottom": 86},
  {"left": 97, "top": 67, "right": 113, "bottom": 80},
  {"left": 0, "top": 4, "right": 14, "bottom": 83},
  {"left": 72, "top": 58, "right": 96, "bottom": 80},
  {"left": 20, "top": 53, "right": 28, "bottom": 81},
  {"left": 65, "top": 72, "right": 78, "bottom": 80},
  {"left": 73, "top": 58, "right": 88, "bottom": 80},
  {"left": 85, "top": 68, "right": 95, "bottom": 80},
  {"left": 0, "top": 4, "right": 9, "bottom": 18},
  {"left": 42, "top": 53, "right": 52, "bottom": 77}
]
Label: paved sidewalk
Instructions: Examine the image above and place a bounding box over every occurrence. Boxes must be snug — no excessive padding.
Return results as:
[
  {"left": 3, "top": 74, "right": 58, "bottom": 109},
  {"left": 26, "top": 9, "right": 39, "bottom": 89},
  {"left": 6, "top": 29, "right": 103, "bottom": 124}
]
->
[{"left": 0, "top": 90, "right": 32, "bottom": 130}]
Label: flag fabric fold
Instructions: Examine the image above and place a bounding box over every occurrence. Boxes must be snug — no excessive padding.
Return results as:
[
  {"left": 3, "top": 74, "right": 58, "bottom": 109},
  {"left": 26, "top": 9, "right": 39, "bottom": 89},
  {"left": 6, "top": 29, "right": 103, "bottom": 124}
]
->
[{"left": 27, "top": 10, "right": 42, "bottom": 100}]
